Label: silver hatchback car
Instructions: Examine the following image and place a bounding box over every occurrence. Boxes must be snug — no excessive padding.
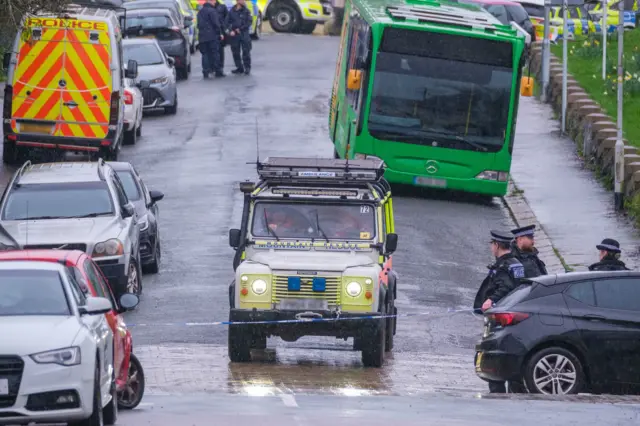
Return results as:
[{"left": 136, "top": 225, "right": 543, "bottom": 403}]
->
[
  {"left": 0, "top": 160, "right": 143, "bottom": 297},
  {"left": 123, "top": 38, "right": 178, "bottom": 115}
]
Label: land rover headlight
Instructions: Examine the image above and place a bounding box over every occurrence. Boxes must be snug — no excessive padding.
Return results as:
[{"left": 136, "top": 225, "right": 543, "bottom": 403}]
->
[
  {"left": 346, "top": 281, "right": 362, "bottom": 297},
  {"left": 251, "top": 279, "right": 268, "bottom": 295}
]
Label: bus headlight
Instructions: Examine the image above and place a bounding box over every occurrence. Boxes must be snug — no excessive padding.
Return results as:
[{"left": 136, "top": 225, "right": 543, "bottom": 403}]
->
[
  {"left": 346, "top": 281, "right": 362, "bottom": 297},
  {"left": 476, "top": 171, "right": 509, "bottom": 182},
  {"left": 251, "top": 279, "right": 268, "bottom": 295}
]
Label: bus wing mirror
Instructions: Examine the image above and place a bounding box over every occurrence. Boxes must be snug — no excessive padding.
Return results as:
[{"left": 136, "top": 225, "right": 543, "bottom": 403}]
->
[{"left": 347, "top": 69, "right": 362, "bottom": 91}]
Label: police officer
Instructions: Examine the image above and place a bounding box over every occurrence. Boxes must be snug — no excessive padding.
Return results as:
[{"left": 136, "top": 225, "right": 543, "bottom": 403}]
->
[
  {"left": 588, "top": 238, "right": 631, "bottom": 271},
  {"left": 226, "top": 0, "right": 252, "bottom": 75},
  {"left": 474, "top": 230, "right": 525, "bottom": 394},
  {"left": 197, "top": 0, "right": 225, "bottom": 78},
  {"left": 214, "top": 0, "right": 229, "bottom": 69},
  {"left": 511, "top": 224, "right": 547, "bottom": 278}
]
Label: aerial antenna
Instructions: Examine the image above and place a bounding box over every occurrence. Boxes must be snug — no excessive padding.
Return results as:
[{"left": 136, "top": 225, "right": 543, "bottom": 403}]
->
[
  {"left": 25, "top": 201, "right": 29, "bottom": 248},
  {"left": 255, "top": 116, "right": 260, "bottom": 172}
]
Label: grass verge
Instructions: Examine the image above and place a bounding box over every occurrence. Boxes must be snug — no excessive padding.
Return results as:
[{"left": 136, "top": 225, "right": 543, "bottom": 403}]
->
[{"left": 553, "top": 247, "right": 574, "bottom": 272}]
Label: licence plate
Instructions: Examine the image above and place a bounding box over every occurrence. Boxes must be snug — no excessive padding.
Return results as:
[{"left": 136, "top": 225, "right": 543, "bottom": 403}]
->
[
  {"left": 0, "top": 378, "right": 8, "bottom": 395},
  {"left": 278, "top": 298, "right": 328, "bottom": 311},
  {"left": 475, "top": 352, "right": 483, "bottom": 370},
  {"left": 140, "top": 35, "right": 156, "bottom": 39},
  {"left": 414, "top": 176, "right": 447, "bottom": 188},
  {"left": 21, "top": 122, "right": 52, "bottom": 134}
]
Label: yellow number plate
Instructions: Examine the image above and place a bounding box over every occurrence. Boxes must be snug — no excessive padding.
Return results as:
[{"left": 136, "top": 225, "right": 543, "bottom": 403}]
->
[
  {"left": 139, "top": 35, "right": 156, "bottom": 39},
  {"left": 21, "top": 123, "right": 52, "bottom": 134},
  {"left": 475, "top": 352, "right": 483, "bottom": 369}
]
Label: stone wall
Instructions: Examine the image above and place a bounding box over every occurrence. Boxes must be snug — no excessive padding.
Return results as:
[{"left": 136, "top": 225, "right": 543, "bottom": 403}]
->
[{"left": 528, "top": 42, "right": 640, "bottom": 199}]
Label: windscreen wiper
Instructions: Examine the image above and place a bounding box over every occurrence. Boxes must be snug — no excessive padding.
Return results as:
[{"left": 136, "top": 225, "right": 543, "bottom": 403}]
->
[
  {"left": 263, "top": 209, "right": 280, "bottom": 241},
  {"left": 69, "top": 213, "right": 113, "bottom": 218},
  {"left": 315, "top": 210, "right": 329, "bottom": 243},
  {"left": 22, "top": 215, "right": 68, "bottom": 220}
]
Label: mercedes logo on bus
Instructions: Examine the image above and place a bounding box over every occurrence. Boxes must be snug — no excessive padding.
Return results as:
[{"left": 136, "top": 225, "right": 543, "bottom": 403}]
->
[{"left": 425, "top": 160, "right": 439, "bottom": 174}]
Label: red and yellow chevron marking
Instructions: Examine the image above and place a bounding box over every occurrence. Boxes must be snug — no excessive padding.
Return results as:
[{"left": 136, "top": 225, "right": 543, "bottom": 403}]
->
[{"left": 11, "top": 18, "right": 112, "bottom": 139}]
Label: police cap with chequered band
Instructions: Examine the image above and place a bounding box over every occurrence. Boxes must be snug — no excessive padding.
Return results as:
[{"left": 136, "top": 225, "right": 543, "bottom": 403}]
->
[
  {"left": 596, "top": 238, "right": 621, "bottom": 253},
  {"left": 511, "top": 224, "right": 536, "bottom": 238},
  {"left": 490, "top": 230, "right": 513, "bottom": 244}
]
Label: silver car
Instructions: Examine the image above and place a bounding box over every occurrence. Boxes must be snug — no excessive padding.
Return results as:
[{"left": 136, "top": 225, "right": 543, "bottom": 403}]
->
[
  {"left": 0, "top": 160, "right": 143, "bottom": 297},
  {"left": 123, "top": 38, "right": 178, "bottom": 115}
]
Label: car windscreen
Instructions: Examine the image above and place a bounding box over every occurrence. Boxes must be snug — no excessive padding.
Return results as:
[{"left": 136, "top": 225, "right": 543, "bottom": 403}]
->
[
  {"left": 115, "top": 171, "right": 142, "bottom": 201},
  {"left": 494, "top": 283, "right": 532, "bottom": 308},
  {"left": 251, "top": 202, "right": 377, "bottom": 241},
  {"left": 2, "top": 182, "right": 115, "bottom": 220},
  {"left": 124, "top": 42, "right": 165, "bottom": 66},
  {"left": 0, "top": 269, "right": 70, "bottom": 316}
]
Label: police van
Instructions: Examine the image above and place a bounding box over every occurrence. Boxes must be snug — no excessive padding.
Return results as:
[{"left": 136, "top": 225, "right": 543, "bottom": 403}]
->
[
  {"left": 2, "top": 3, "right": 138, "bottom": 164},
  {"left": 228, "top": 158, "right": 399, "bottom": 367}
]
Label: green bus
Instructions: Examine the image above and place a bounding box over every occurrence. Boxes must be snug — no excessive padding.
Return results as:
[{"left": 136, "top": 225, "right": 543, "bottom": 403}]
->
[{"left": 329, "top": 0, "right": 529, "bottom": 196}]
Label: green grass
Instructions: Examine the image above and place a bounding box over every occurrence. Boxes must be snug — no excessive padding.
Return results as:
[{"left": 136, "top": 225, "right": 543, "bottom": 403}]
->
[{"left": 551, "top": 31, "right": 640, "bottom": 147}]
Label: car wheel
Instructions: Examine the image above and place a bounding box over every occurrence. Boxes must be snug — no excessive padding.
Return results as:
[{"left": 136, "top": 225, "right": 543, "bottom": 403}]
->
[
  {"left": 228, "top": 320, "right": 252, "bottom": 362},
  {"left": 251, "top": 13, "right": 262, "bottom": 40},
  {"left": 361, "top": 319, "right": 385, "bottom": 367},
  {"left": 296, "top": 20, "right": 316, "bottom": 34},
  {"left": 524, "top": 346, "right": 585, "bottom": 395},
  {"left": 69, "top": 364, "right": 102, "bottom": 426},
  {"left": 102, "top": 370, "right": 118, "bottom": 425},
  {"left": 123, "top": 128, "right": 136, "bottom": 145},
  {"left": 165, "top": 94, "right": 178, "bottom": 115},
  {"left": 143, "top": 239, "right": 161, "bottom": 274},
  {"left": 136, "top": 120, "right": 142, "bottom": 138},
  {"left": 126, "top": 258, "right": 142, "bottom": 295},
  {"left": 269, "top": 2, "right": 300, "bottom": 33},
  {"left": 118, "top": 353, "right": 145, "bottom": 410}
]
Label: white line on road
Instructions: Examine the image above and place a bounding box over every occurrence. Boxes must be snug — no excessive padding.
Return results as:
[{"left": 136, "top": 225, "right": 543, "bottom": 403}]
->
[{"left": 281, "top": 394, "right": 299, "bottom": 407}]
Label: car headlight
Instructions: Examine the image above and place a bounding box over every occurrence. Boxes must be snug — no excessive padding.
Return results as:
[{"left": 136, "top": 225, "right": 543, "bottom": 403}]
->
[
  {"left": 30, "top": 347, "right": 81, "bottom": 366},
  {"left": 251, "top": 279, "right": 267, "bottom": 295},
  {"left": 150, "top": 76, "right": 169, "bottom": 85},
  {"left": 346, "top": 281, "right": 362, "bottom": 297},
  {"left": 92, "top": 239, "right": 124, "bottom": 257},
  {"left": 138, "top": 216, "right": 149, "bottom": 232}
]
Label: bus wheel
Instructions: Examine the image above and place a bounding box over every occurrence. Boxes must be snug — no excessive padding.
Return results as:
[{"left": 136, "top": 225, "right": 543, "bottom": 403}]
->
[{"left": 269, "top": 2, "right": 299, "bottom": 33}]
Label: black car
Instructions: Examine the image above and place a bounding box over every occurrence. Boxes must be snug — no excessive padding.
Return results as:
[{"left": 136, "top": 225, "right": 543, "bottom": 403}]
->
[
  {"left": 475, "top": 271, "right": 640, "bottom": 395},
  {"left": 455, "top": 0, "right": 536, "bottom": 42},
  {"left": 107, "top": 162, "right": 164, "bottom": 273},
  {"left": 122, "top": 6, "right": 193, "bottom": 79}
]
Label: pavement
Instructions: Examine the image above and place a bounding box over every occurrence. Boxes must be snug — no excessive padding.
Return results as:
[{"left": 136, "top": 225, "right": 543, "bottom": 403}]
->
[{"left": 1, "top": 31, "right": 640, "bottom": 425}]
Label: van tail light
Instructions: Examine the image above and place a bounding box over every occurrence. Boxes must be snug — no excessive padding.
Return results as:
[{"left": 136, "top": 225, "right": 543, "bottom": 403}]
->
[
  {"left": 124, "top": 90, "right": 133, "bottom": 105},
  {"left": 109, "top": 91, "right": 120, "bottom": 124},
  {"left": 487, "top": 312, "right": 530, "bottom": 327}
]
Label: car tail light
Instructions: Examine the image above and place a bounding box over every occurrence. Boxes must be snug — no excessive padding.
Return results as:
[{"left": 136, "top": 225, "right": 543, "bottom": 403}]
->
[
  {"left": 487, "top": 312, "right": 529, "bottom": 327},
  {"left": 124, "top": 90, "right": 133, "bottom": 105},
  {"left": 109, "top": 91, "right": 120, "bottom": 124}
]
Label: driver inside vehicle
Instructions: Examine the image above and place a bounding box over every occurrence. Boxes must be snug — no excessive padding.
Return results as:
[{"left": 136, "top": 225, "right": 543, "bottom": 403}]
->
[{"left": 262, "top": 207, "right": 313, "bottom": 237}]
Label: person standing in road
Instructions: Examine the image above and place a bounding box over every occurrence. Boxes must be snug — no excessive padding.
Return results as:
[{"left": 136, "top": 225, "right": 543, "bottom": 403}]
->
[
  {"left": 588, "top": 238, "right": 631, "bottom": 271},
  {"left": 214, "top": 0, "right": 229, "bottom": 70},
  {"left": 226, "top": 0, "right": 252, "bottom": 75},
  {"left": 474, "top": 230, "right": 525, "bottom": 394},
  {"left": 510, "top": 224, "right": 547, "bottom": 278},
  {"left": 197, "top": 0, "right": 226, "bottom": 79}
]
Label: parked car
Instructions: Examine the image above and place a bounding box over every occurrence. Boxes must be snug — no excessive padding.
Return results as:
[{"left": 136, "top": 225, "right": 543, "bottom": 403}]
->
[
  {"left": 123, "top": 75, "right": 145, "bottom": 145},
  {"left": 455, "top": 0, "right": 536, "bottom": 41},
  {"left": 122, "top": 5, "right": 192, "bottom": 79},
  {"left": 108, "top": 161, "right": 164, "bottom": 274},
  {"left": 123, "top": 38, "right": 179, "bottom": 114},
  {"left": 0, "top": 260, "right": 117, "bottom": 425},
  {"left": 0, "top": 160, "right": 143, "bottom": 298},
  {"left": 475, "top": 271, "right": 640, "bottom": 395}
]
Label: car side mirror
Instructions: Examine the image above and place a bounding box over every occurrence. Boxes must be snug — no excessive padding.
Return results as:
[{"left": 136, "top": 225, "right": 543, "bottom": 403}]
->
[
  {"left": 2, "top": 52, "right": 10, "bottom": 70},
  {"left": 79, "top": 297, "right": 112, "bottom": 315},
  {"left": 125, "top": 59, "right": 138, "bottom": 79},
  {"left": 347, "top": 69, "right": 362, "bottom": 91},
  {"left": 148, "top": 190, "right": 164, "bottom": 205},
  {"left": 167, "top": 56, "right": 175, "bottom": 67},
  {"left": 118, "top": 293, "right": 139, "bottom": 312},
  {"left": 229, "top": 228, "right": 241, "bottom": 248},
  {"left": 122, "top": 202, "right": 135, "bottom": 218},
  {"left": 385, "top": 233, "right": 398, "bottom": 254}
]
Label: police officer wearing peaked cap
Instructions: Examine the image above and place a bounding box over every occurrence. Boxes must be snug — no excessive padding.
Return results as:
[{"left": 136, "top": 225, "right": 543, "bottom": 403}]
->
[
  {"left": 588, "top": 238, "right": 631, "bottom": 271},
  {"left": 511, "top": 224, "right": 547, "bottom": 278}
]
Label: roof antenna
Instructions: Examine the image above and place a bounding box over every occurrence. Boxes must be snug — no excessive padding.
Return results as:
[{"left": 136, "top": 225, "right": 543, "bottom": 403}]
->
[
  {"left": 25, "top": 201, "right": 29, "bottom": 248},
  {"left": 255, "top": 116, "right": 260, "bottom": 171}
]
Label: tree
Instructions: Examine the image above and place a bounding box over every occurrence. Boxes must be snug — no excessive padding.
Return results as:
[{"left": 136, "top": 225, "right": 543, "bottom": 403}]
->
[{"left": 0, "top": 0, "right": 71, "bottom": 49}]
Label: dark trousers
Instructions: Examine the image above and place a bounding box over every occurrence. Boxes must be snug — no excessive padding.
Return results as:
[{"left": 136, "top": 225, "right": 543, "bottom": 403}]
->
[
  {"left": 229, "top": 33, "right": 251, "bottom": 71},
  {"left": 200, "top": 40, "right": 222, "bottom": 75},
  {"left": 219, "top": 43, "right": 225, "bottom": 69}
]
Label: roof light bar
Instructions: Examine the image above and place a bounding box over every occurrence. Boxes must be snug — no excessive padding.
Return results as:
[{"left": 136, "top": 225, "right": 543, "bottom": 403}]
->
[
  {"left": 256, "top": 157, "right": 385, "bottom": 182},
  {"left": 271, "top": 188, "right": 359, "bottom": 197}
]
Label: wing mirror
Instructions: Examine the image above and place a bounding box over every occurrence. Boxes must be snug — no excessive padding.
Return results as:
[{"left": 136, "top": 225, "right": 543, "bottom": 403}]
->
[
  {"left": 2, "top": 52, "right": 10, "bottom": 70},
  {"left": 148, "top": 190, "right": 164, "bottom": 206},
  {"left": 167, "top": 56, "right": 176, "bottom": 67},
  {"left": 385, "top": 233, "right": 398, "bottom": 254},
  {"left": 229, "top": 228, "right": 241, "bottom": 248},
  {"left": 79, "top": 297, "right": 112, "bottom": 315},
  {"left": 118, "top": 293, "right": 140, "bottom": 312},
  {"left": 122, "top": 202, "right": 135, "bottom": 218},
  {"left": 125, "top": 59, "right": 139, "bottom": 79}
]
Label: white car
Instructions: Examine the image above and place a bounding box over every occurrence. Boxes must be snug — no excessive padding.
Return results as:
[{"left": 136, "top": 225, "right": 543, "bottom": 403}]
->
[
  {"left": 0, "top": 261, "right": 118, "bottom": 425},
  {"left": 123, "top": 77, "right": 143, "bottom": 146}
]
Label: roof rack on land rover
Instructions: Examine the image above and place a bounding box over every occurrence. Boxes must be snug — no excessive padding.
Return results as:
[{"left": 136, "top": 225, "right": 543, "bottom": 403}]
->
[{"left": 256, "top": 157, "right": 386, "bottom": 182}]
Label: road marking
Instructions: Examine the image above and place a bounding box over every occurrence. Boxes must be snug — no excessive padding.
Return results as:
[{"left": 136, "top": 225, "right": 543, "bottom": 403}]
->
[{"left": 281, "top": 394, "right": 299, "bottom": 407}]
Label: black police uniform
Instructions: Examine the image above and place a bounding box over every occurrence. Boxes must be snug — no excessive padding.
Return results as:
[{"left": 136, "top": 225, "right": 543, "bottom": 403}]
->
[
  {"left": 226, "top": 3, "right": 252, "bottom": 74},
  {"left": 510, "top": 225, "right": 547, "bottom": 278},
  {"left": 214, "top": 0, "right": 229, "bottom": 68},
  {"left": 474, "top": 230, "right": 525, "bottom": 394},
  {"left": 588, "top": 238, "right": 631, "bottom": 271}
]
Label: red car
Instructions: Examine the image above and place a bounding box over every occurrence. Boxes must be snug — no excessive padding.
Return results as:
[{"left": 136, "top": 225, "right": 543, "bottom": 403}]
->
[{"left": 0, "top": 249, "right": 146, "bottom": 409}]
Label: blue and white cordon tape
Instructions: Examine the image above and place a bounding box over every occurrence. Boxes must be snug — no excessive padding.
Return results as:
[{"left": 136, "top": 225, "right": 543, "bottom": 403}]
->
[{"left": 126, "top": 307, "right": 480, "bottom": 328}]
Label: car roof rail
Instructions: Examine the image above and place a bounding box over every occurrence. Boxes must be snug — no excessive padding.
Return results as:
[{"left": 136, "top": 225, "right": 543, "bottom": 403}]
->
[
  {"left": 12, "top": 160, "right": 32, "bottom": 186},
  {"left": 96, "top": 158, "right": 107, "bottom": 181},
  {"left": 256, "top": 157, "right": 386, "bottom": 183}
]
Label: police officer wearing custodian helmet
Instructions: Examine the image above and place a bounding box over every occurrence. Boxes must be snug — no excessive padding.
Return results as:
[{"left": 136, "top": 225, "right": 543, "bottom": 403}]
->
[{"left": 474, "top": 230, "right": 525, "bottom": 393}]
